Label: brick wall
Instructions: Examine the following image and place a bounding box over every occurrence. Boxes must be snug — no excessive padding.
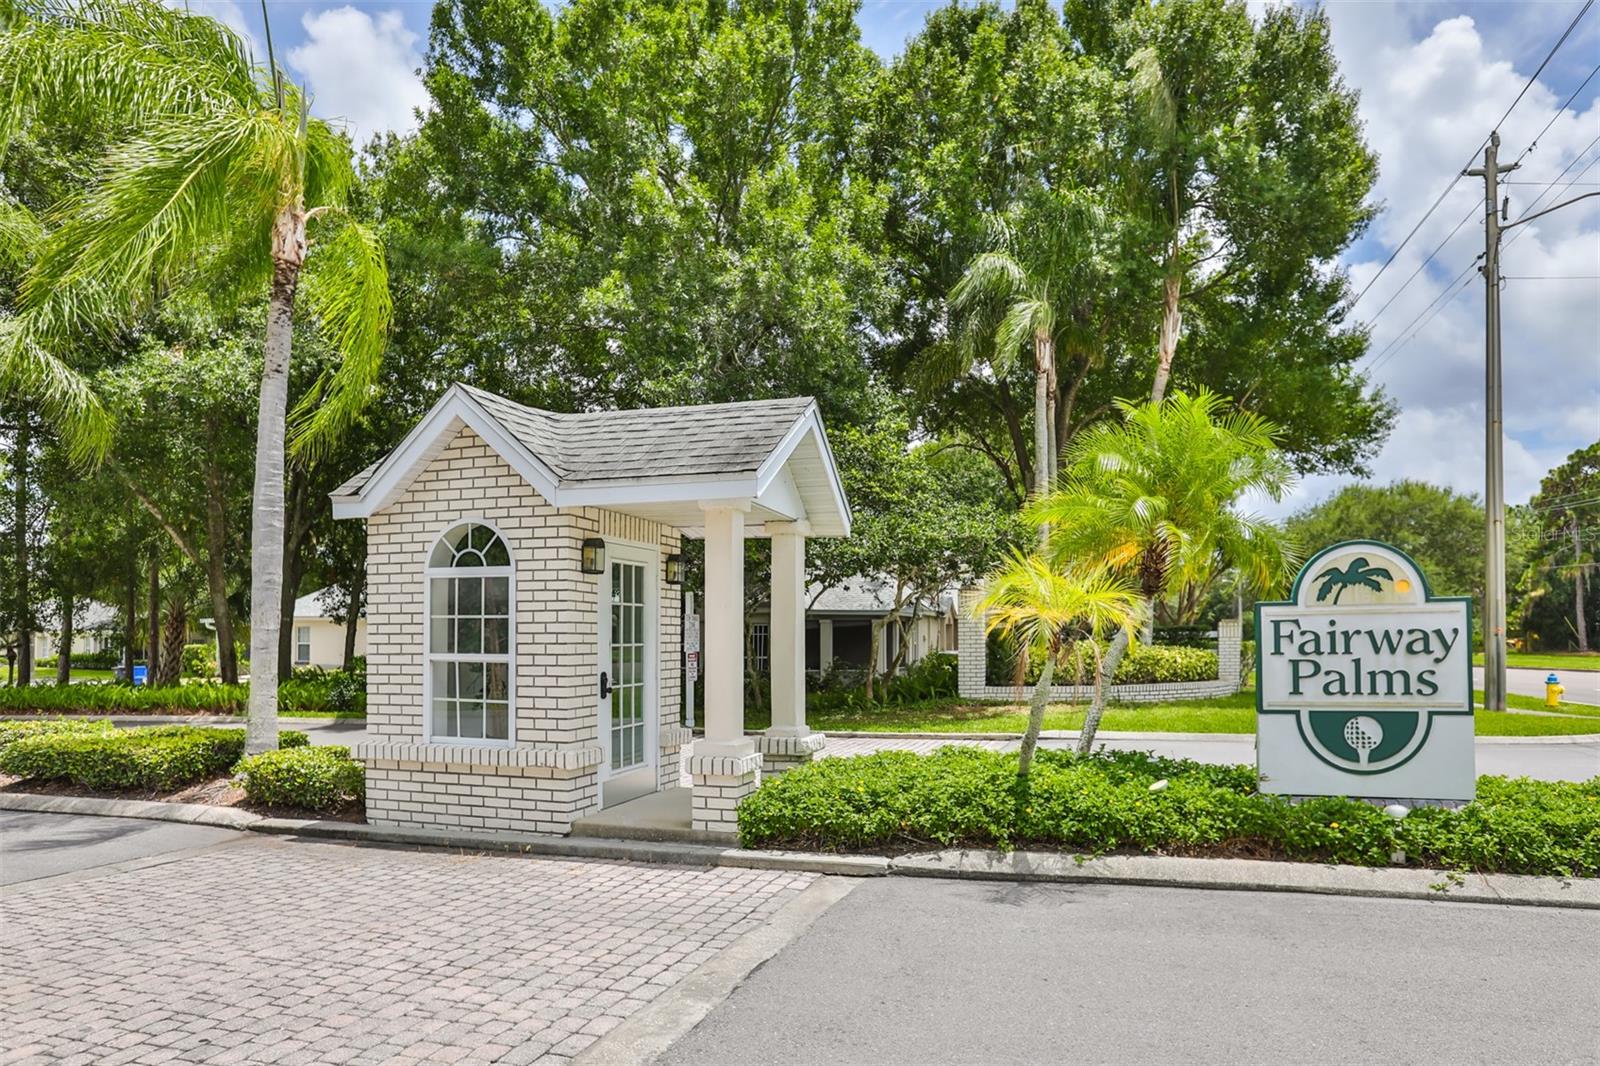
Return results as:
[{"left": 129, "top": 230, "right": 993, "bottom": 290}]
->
[
  {"left": 956, "top": 587, "right": 1245, "bottom": 703},
  {"left": 356, "top": 424, "right": 684, "bottom": 834}
]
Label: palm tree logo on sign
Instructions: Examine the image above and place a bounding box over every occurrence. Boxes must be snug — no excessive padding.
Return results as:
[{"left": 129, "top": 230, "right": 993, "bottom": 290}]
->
[{"left": 1255, "top": 540, "right": 1475, "bottom": 800}]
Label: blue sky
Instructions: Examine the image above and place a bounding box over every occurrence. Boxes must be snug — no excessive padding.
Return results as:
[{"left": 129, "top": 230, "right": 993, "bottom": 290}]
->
[{"left": 192, "top": 0, "right": 1600, "bottom": 515}]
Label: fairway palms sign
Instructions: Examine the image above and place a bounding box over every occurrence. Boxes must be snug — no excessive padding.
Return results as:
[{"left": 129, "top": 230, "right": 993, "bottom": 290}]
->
[{"left": 1256, "top": 541, "right": 1474, "bottom": 801}]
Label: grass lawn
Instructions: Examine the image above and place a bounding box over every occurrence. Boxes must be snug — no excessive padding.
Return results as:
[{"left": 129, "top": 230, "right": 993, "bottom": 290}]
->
[
  {"left": 0, "top": 668, "right": 119, "bottom": 686},
  {"left": 749, "top": 690, "right": 1600, "bottom": 737},
  {"left": 1473, "top": 651, "right": 1600, "bottom": 673}
]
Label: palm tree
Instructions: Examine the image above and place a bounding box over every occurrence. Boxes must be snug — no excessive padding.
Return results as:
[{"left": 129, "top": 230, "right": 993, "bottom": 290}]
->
[
  {"left": 1028, "top": 389, "right": 1298, "bottom": 754},
  {"left": 1314, "top": 558, "right": 1394, "bottom": 605},
  {"left": 0, "top": 0, "right": 391, "bottom": 752},
  {"left": 977, "top": 552, "right": 1138, "bottom": 779},
  {"left": 948, "top": 190, "right": 1104, "bottom": 514}
]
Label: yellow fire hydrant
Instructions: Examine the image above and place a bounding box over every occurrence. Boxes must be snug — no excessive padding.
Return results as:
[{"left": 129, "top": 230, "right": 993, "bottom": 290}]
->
[{"left": 1546, "top": 673, "right": 1564, "bottom": 708}]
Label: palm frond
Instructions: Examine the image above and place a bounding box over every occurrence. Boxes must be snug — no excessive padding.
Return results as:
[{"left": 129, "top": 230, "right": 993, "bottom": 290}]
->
[
  {"left": 0, "top": 316, "right": 112, "bottom": 464},
  {"left": 0, "top": 0, "right": 260, "bottom": 151},
  {"left": 288, "top": 215, "right": 391, "bottom": 462},
  {"left": 977, "top": 551, "right": 1139, "bottom": 652}
]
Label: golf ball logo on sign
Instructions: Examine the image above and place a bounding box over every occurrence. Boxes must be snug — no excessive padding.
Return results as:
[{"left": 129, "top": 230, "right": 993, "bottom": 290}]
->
[{"left": 1256, "top": 540, "right": 1475, "bottom": 801}]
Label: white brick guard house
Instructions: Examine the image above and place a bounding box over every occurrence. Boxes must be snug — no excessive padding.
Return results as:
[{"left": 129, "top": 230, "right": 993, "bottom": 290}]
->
[{"left": 330, "top": 384, "right": 851, "bottom": 836}]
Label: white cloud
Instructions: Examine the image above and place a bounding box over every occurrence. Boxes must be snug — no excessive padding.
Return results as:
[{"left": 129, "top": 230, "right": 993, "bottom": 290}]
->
[
  {"left": 287, "top": 6, "right": 429, "bottom": 144},
  {"left": 1276, "top": 7, "right": 1600, "bottom": 518}
]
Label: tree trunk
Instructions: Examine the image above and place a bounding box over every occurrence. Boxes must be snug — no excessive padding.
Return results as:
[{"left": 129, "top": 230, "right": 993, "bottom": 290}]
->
[
  {"left": 146, "top": 549, "right": 161, "bottom": 683},
  {"left": 123, "top": 555, "right": 137, "bottom": 681},
  {"left": 1576, "top": 519, "right": 1590, "bottom": 654},
  {"left": 247, "top": 203, "right": 305, "bottom": 754},
  {"left": 55, "top": 595, "right": 72, "bottom": 685},
  {"left": 1077, "top": 618, "right": 1136, "bottom": 757},
  {"left": 1040, "top": 332, "right": 1058, "bottom": 487},
  {"left": 342, "top": 561, "right": 363, "bottom": 668},
  {"left": 1017, "top": 645, "right": 1056, "bottom": 780},
  {"left": 1032, "top": 332, "right": 1050, "bottom": 548},
  {"left": 1149, "top": 246, "right": 1182, "bottom": 405},
  {"left": 203, "top": 445, "right": 239, "bottom": 684},
  {"left": 864, "top": 620, "right": 881, "bottom": 701},
  {"left": 14, "top": 415, "right": 32, "bottom": 687},
  {"left": 157, "top": 601, "right": 186, "bottom": 686}
]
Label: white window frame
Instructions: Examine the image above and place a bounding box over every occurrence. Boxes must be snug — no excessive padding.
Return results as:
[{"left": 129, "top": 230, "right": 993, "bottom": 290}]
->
[
  {"left": 295, "top": 626, "right": 312, "bottom": 666},
  {"left": 423, "top": 518, "right": 516, "bottom": 747},
  {"left": 750, "top": 622, "right": 770, "bottom": 675}
]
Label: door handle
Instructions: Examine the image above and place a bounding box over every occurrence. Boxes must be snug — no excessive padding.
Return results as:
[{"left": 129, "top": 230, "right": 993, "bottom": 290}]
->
[{"left": 599, "top": 671, "right": 611, "bottom": 698}]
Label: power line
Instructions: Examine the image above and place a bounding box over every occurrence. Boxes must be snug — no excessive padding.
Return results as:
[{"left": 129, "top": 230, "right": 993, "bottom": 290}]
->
[
  {"left": 1358, "top": 58, "right": 1600, "bottom": 343},
  {"left": 1348, "top": 0, "right": 1595, "bottom": 312}
]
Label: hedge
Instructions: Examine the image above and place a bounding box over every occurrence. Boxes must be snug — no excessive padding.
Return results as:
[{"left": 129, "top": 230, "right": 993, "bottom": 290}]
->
[
  {"left": 0, "top": 717, "right": 115, "bottom": 755},
  {"left": 736, "top": 747, "right": 1600, "bottom": 878},
  {"left": 0, "top": 674, "right": 365, "bottom": 716},
  {"left": 989, "top": 638, "right": 1220, "bottom": 687},
  {"left": 235, "top": 745, "right": 365, "bottom": 812},
  {"left": 0, "top": 726, "right": 309, "bottom": 791},
  {"left": 0, "top": 683, "right": 248, "bottom": 714}
]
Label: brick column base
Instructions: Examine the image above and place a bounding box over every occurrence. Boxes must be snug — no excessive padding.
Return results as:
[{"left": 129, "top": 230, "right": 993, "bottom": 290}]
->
[
  {"left": 687, "top": 751, "right": 763, "bottom": 835},
  {"left": 753, "top": 731, "right": 827, "bottom": 776}
]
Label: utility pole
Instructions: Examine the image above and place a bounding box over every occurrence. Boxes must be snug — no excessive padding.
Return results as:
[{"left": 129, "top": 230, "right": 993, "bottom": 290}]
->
[{"left": 1467, "top": 132, "right": 1517, "bottom": 712}]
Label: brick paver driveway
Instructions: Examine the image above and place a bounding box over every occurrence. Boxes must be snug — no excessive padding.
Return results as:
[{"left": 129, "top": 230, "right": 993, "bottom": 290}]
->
[{"left": 1, "top": 829, "right": 812, "bottom": 1065}]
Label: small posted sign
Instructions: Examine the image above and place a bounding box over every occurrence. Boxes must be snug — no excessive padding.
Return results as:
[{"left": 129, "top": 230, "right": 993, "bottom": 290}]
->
[{"left": 1256, "top": 540, "right": 1475, "bottom": 802}]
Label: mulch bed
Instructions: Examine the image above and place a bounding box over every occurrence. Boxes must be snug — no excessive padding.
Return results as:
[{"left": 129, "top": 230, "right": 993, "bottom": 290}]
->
[{"left": 0, "top": 773, "right": 366, "bottom": 823}]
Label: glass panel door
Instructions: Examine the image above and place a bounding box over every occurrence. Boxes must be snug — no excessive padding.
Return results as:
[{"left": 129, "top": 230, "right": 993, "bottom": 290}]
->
[{"left": 609, "top": 559, "right": 648, "bottom": 773}]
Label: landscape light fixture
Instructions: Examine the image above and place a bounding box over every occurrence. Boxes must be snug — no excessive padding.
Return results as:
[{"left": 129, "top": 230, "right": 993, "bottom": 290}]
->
[{"left": 581, "top": 537, "right": 606, "bottom": 575}]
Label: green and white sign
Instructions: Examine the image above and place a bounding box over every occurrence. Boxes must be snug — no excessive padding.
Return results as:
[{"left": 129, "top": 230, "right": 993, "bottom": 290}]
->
[{"left": 1256, "top": 540, "right": 1474, "bottom": 802}]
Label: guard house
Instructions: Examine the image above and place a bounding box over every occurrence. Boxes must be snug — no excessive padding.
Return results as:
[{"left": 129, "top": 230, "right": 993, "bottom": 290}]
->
[{"left": 330, "top": 384, "right": 849, "bottom": 837}]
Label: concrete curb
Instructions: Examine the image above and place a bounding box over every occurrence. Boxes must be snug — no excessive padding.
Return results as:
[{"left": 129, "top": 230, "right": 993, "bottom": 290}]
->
[
  {"left": 889, "top": 850, "right": 1600, "bottom": 910},
  {"left": 820, "top": 729, "right": 1600, "bottom": 744},
  {"left": 3, "top": 792, "right": 1592, "bottom": 909}
]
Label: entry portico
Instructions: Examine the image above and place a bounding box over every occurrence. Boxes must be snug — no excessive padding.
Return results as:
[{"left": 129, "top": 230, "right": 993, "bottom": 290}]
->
[{"left": 331, "top": 383, "right": 849, "bottom": 837}]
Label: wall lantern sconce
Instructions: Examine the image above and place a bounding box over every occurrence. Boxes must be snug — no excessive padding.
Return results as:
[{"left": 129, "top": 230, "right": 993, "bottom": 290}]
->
[
  {"left": 581, "top": 537, "right": 606, "bottom": 575},
  {"left": 664, "top": 553, "right": 684, "bottom": 585}
]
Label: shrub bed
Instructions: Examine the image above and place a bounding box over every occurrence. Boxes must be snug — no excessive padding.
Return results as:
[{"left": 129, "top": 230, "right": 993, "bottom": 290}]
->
[
  {"left": 737, "top": 747, "right": 1600, "bottom": 878},
  {"left": 234, "top": 745, "right": 365, "bottom": 812},
  {"left": 0, "top": 726, "right": 308, "bottom": 791},
  {"left": 0, "top": 717, "right": 116, "bottom": 755}
]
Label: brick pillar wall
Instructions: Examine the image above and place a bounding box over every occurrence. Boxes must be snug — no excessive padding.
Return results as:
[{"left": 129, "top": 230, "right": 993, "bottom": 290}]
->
[
  {"left": 1217, "top": 618, "right": 1243, "bottom": 693},
  {"left": 956, "top": 586, "right": 986, "bottom": 699},
  {"left": 687, "top": 751, "right": 762, "bottom": 835}
]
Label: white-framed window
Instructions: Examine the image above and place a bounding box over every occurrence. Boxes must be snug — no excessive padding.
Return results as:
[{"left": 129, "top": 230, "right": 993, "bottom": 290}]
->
[
  {"left": 295, "top": 626, "right": 311, "bottom": 665},
  {"left": 750, "top": 623, "right": 770, "bottom": 675},
  {"left": 426, "top": 522, "right": 513, "bottom": 743}
]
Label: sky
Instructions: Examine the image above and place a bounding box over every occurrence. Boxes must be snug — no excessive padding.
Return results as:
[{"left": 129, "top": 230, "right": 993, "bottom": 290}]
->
[{"left": 186, "top": 0, "right": 1600, "bottom": 517}]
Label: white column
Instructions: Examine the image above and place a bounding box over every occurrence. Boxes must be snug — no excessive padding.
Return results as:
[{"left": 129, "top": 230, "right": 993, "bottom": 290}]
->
[
  {"left": 819, "top": 619, "right": 834, "bottom": 670},
  {"left": 699, "top": 503, "right": 752, "bottom": 757},
  {"left": 768, "top": 524, "right": 808, "bottom": 737}
]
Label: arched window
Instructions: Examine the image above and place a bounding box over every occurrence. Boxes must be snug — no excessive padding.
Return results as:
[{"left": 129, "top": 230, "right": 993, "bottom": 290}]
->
[{"left": 426, "top": 523, "right": 513, "bottom": 742}]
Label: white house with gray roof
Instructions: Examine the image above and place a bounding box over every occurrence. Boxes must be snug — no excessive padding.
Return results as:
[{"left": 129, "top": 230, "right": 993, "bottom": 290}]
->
[{"left": 331, "top": 384, "right": 851, "bottom": 837}]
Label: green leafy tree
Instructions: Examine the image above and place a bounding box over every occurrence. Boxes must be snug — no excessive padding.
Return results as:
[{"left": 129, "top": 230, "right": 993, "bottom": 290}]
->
[
  {"left": 977, "top": 554, "right": 1137, "bottom": 778},
  {"left": 1286, "top": 481, "right": 1486, "bottom": 608},
  {"left": 1518, "top": 444, "right": 1600, "bottom": 652},
  {"left": 1029, "top": 389, "right": 1297, "bottom": 753},
  {"left": 808, "top": 413, "right": 1022, "bottom": 698},
  {"left": 0, "top": 0, "right": 391, "bottom": 750}
]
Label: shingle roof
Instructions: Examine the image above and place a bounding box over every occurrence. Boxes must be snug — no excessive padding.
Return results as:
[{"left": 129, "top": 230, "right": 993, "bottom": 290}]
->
[{"left": 334, "top": 386, "right": 815, "bottom": 498}]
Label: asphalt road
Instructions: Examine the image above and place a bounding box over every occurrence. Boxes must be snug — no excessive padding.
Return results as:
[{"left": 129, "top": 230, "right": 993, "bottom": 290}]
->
[
  {"left": 0, "top": 809, "right": 240, "bottom": 885},
  {"left": 658, "top": 876, "right": 1600, "bottom": 1066}
]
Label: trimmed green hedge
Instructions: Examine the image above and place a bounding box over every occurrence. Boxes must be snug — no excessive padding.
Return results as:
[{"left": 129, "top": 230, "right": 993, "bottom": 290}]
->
[
  {"left": 0, "top": 726, "right": 308, "bottom": 791},
  {"left": 0, "top": 683, "right": 248, "bottom": 714},
  {"left": 736, "top": 747, "right": 1600, "bottom": 878},
  {"left": 0, "top": 717, "right": 116, "bottom": 755},
  {"left": 235, "top": 745, "right": 365, "bottom": 812},
  {"left": 1066, "top": 643, "right": 1219, "bottom": 685}
]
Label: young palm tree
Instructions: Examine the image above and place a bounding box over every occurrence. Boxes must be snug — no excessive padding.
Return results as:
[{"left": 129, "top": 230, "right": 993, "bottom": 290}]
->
[
  {"left": 948, "top": 190, "right": 1104, "bottom": 510},
  {"left": 0, "top": 0, "right": 391, "bottom": 752},
  {"left": 1029, "top": 389, "right": 1298, "bottom": 754},
  {"left": 977, "top": 552, "right": 1138, "bottom": 779}
]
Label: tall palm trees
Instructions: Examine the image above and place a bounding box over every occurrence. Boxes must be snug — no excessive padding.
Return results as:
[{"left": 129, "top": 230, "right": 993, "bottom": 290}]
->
[
  {"left": 0, "top": 0, "right": 390, "bottom": 752},
  {"left": 1028, "top": 389, "right": 1298, "bottom": 753},
  {"left": 949, "top": 190, "right": 1104, "bottom": 511}
]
